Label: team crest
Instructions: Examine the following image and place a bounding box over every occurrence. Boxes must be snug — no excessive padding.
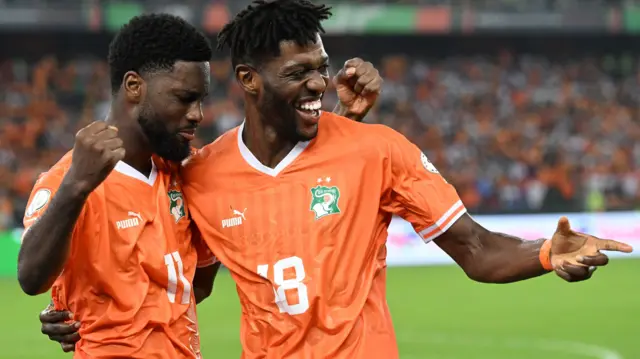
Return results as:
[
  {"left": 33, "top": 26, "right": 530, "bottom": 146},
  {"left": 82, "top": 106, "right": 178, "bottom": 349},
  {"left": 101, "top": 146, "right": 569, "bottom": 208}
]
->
[
  {"left": 168, "top": 190, "right": 186, "bottom": 223},
  {"left": 25, "top": 189, "right": 51, "bottom": 218},
  {"left": 421, "top": 152, "right": 439, "bottom": 173},
  {"left": 310, "top": 185, "right": 341, "bottom": 220}
]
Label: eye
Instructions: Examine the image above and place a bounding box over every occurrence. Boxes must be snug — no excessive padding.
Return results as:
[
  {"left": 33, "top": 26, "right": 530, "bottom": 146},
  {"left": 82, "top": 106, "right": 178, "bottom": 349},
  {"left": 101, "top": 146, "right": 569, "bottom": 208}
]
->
[
  {"left": 289, "top": 70, "right": 306, "bottom": 79},
  {"left": 177, "top": 94, "right": 198, "bottom": 104}
]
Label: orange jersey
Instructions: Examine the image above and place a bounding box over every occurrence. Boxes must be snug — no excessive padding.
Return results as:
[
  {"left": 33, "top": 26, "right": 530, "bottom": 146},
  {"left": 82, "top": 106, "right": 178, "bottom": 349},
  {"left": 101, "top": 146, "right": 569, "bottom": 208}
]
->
[
  {"left": 23, "top": 152, "right": 215, "bottom": 359},
  {"left": 182, "top": 112, "right": 466, "bottom": 359}
]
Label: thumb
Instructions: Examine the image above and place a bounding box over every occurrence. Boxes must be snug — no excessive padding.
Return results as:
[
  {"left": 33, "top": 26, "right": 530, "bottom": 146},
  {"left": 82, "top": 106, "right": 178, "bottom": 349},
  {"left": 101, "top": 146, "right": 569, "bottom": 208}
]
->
[
  {"left": 333, "top": 67, "right": 356, "bottom": 86},
  {"left": 555, "top": 216, "right": 572, "bottom": 235}
]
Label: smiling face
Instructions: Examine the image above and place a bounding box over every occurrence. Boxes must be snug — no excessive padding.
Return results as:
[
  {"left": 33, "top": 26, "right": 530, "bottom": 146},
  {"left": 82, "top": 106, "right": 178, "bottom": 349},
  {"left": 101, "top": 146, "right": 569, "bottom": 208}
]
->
[
  {"left": 240, "top": 34, "right": 330, "bottom": 142},
  {"left": 125, "top": 61, "right": 210, "bottom": 161}
]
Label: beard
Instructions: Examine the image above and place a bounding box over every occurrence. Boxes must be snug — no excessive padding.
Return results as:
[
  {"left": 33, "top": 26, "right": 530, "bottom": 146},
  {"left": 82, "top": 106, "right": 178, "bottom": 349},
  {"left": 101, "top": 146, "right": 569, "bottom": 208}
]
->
[
  {"left": 138, "top": 106, "right": 191, "bottom": 162},
  {"left": 260, "top": 81, "right": 311, "bottom": 143}
]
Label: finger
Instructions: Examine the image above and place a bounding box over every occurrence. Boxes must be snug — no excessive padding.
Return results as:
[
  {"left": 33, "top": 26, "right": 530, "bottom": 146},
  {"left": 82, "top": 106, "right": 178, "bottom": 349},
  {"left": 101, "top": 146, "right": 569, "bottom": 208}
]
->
[
  {"left": 555, "top": 216, "right": 572, "bottom": 235},
  {"left": 93, "top": 127, "right": 119, "bottom": 141},
  {"left": 332, "top": 68, "right": 354, "bottom": 85},
  {"left": 77, "top": 121, "right": 108, "bottom": 137},
  {"left": 42, "top": 321, "right": 80, "bottom": 336},
  {"left": 50, "top": 331, "right": 81, "bottom": 344},
  {"left": 40, "top": 309, "right": 73, "bottom": 323},
  {"left": 353, "top": 75, "right": 373, "bottom": 94},
  {"left": 102, "top": 138, "right": 124, "bottom": 151},
  {"left": 110, "top": 148, "right": 126, "bottom": 163},
  {"left": 561, "top": 263, "right": 592, "bottom": 278},
  {"left": 353, "top": 62, "right": 374, "bottom": 78},
  {"left": 595, "top": 238, "right": 634, "bottom": 253},
  {"left": 61, "top": 343, "right": 76, "bottom": 352},
  {"left": 360, "top": 76, "right": 383, "bottom": 96},
  {"left": 555, "top": 268, "right": 573, "bottom": 282},
  {"left": 577, "top": 253, "right": 609, "bottom": 266},
  {"left": 344, "top": 57, "right": 364, "bottom": 70}
]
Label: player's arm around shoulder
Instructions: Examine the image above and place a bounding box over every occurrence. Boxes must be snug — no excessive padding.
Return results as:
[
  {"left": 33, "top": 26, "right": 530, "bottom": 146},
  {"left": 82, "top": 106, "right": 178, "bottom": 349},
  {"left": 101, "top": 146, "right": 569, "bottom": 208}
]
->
[
  {"left": 18, "top": 121, "right": 124, "bottom": 295},
  {"left": 191, "top": 223, "right": 220, "bottom": 304}
]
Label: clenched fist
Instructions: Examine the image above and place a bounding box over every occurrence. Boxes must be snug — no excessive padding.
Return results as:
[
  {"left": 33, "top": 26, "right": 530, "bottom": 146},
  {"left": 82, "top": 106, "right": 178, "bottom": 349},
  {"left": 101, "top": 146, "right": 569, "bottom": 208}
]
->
[
  {"left": 66, "top": 122, "right": 125, "bottom": 196},
  {"left": 333, "top": 58, "right": 382, "bottom": 122}
]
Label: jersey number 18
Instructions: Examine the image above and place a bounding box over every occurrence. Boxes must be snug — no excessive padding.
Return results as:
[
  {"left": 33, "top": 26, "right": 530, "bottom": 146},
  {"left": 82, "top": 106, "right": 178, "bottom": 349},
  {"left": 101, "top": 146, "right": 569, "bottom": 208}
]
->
[{"left": 257, "top": 256, "right": 310, "bottom": 315}]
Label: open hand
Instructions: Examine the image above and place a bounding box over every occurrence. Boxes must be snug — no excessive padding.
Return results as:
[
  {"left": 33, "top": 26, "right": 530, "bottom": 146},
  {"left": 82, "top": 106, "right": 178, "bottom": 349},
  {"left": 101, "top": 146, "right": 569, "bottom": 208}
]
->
[{"left": 550, "top": 217, "right": 633, "bottom": 282}]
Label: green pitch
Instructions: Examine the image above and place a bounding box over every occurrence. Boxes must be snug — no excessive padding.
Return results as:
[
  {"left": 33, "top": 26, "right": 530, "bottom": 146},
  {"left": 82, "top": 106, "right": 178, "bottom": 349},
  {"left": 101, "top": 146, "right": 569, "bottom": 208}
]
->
[{"left": 2, "top": 259, "right": 639, "bottom": 359}]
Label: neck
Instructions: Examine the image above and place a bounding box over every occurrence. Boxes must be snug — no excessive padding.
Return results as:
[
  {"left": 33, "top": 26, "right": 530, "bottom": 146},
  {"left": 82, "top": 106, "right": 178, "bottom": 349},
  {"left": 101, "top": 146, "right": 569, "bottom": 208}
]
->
[
  {"left": 242, "top": 105, "right": 297, "bottom": 169},
  {"left": 105, "top": 102, "right": 153, "bottom": 176}
]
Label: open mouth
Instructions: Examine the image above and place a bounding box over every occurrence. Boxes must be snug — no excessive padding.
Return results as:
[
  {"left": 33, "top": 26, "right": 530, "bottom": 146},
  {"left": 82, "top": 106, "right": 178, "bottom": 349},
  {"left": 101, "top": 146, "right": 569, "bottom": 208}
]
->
[{"left": 295, "top": 99, "right": 322, "bottom": 118}]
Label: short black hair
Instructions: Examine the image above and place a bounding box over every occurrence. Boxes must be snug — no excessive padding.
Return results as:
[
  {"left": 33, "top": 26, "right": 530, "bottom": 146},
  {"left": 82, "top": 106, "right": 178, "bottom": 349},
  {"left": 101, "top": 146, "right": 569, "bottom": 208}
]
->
[
  {"left": 108, "top": 13, "right": 212, "bottom": 93},
  {"left": 217, "top": 0, "right": 332, "bottom": 68}
]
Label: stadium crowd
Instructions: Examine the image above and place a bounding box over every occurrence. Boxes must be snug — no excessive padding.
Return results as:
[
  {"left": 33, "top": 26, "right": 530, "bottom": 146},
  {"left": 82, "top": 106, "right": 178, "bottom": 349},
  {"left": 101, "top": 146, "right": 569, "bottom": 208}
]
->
[{"left": 1, "top": 49, "right": 639, "bottom": 230}]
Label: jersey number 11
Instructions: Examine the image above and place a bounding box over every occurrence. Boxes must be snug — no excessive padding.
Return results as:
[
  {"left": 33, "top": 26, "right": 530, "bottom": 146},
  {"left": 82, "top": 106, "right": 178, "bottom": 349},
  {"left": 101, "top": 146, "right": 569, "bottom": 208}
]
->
[
  {"left": 257, "top": 256, "right": 310, "bottom": 315},
  {"left": 164, "top": 252, "right": 192, "bottom": 304}
]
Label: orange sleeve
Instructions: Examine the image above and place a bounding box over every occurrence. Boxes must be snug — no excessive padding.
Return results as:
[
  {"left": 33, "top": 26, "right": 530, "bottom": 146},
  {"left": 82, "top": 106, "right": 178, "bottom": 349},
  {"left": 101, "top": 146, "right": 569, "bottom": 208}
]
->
[
  {"left": 191, "top": 223, "right": 218, "bottom": 268},
  {"left": 22, "top": 171, "right": 65, "bottom": 234},
  {"left": 380, "top": 128, "right": 466, "bottom": 243}
]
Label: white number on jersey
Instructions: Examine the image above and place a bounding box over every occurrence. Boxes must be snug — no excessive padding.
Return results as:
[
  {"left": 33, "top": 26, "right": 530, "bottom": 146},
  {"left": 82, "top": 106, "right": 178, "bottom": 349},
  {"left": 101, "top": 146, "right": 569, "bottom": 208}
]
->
[
  {"left": 164, "top": 251, "right": 192, "bottom": 304},
  {"left": 257, "top": 256, "right": 309, "bottom": 315}
]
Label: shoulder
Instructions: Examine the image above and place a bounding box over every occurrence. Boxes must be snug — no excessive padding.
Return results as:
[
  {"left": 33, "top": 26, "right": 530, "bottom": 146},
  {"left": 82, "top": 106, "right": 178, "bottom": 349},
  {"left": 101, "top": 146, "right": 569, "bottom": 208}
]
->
[
  {"left": 186, "top": 127, "right": 239, "bottom": 167},
  {"left": 319, "top": 112, "right": 409, "bottom": 151},
  {"left": 32, "top": 151, "right": 73, "bottom": 187}
]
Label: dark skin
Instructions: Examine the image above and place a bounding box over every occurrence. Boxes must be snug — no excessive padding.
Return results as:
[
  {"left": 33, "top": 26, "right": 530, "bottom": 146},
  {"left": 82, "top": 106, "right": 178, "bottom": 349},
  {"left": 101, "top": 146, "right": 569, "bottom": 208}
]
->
[
  {"left": 22, "top": 60, "right": 220, "bottom": 349},
  {"left": 18, "top": 61, "right": 213, "bottom": 296},
  {"left": 235, "top": 33, "right": 634, "bottom": 284},
  {"left": 43, "top": 34, "right": 634, "bottom": 349},
  {"left": 40, "top": 35, "right": 635, "bottom": 352},
  {"left": 38, "top": 48, "right": 384, "bottom": 351}
]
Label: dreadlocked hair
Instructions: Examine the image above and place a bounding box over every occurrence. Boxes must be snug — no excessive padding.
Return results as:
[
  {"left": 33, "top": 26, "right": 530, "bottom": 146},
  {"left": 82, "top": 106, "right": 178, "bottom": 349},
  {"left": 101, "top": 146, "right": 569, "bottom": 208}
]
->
[
  {"left": 217, "top": 0, "right": 332, "bottom": 67},
  {"left": 108, "top": 13, "right": 212, "bottom": 93}
]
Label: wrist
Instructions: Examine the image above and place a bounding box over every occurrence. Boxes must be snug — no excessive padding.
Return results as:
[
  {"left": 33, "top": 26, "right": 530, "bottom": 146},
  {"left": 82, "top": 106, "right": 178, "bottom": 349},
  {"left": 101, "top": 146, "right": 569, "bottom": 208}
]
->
[
  {"left": 539, "top": 239, "right": 553, "bottom": 271},
  {"left": 333, "top": 103, "right": 363, "bottom": 122},
  {"left": 60, "top": 173, "right": 93, "bottom": 200}
]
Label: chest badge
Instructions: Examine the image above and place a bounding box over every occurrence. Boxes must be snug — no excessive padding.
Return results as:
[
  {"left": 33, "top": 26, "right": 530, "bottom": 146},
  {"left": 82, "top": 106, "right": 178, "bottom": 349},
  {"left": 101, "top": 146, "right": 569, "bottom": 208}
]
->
[{"left": 310, "top": 177, "right": 341, "bottom": 220}]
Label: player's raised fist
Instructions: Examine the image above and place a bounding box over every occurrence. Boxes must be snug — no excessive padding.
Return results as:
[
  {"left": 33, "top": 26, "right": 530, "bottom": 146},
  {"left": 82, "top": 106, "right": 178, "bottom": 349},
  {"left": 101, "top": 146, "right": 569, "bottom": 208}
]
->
[
  {"left": 66, "top": 121, "right": 125, "bottom": 196},
  {"left": 549, "top": 216, "right": 633, "bottom": 282},
  {"left": 333, "top": 57, "right": 382, "bottom": 121}
]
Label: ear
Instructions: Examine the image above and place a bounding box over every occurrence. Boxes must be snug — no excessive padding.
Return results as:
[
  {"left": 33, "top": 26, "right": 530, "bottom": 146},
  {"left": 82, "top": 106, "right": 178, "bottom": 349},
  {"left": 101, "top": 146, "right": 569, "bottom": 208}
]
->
[
  {"left": 123, "top": 71, "right": 145, "bottom": 104},
  {"left": 235, "top": 64, "right": 260, "bottom": 95}
]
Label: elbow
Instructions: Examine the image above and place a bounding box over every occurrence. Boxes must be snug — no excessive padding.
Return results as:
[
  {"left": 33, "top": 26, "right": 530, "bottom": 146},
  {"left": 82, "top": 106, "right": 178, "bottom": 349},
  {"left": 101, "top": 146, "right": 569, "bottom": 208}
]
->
[
  {"left": 461, "top": 267, "right": 494, "bottom": 284},
  {"left": 460, "top": 264, "right": 513, "bottom": 284},
  {"left": 18, "top": 274, "right": 46, "bottom": 296},
  {"left": 17, "top": 263, "right": 47, "bottom": 296}
]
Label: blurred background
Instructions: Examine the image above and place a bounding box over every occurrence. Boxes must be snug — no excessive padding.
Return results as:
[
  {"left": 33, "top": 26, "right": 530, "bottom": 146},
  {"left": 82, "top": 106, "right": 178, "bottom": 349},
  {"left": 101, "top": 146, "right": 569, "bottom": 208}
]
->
[{"left": 1, "top": 0, "right": 639, "bottom": 358}]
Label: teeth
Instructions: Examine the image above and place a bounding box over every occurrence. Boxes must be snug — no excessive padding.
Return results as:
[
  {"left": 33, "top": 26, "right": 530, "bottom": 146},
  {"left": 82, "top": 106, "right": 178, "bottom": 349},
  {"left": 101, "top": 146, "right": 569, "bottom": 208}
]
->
[{"left": 299, "top": 99, "right": 322, "bottom": 111}]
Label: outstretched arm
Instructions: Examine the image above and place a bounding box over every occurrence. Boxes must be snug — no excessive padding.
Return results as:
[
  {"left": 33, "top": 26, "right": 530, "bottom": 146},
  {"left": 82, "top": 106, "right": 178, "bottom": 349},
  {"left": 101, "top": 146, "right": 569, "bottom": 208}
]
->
[
  {"left": 379, "top": 126, "right": 632, "bottom": 284},
  {"left": 434, "top": 214, "right": 548, "bottom": 283}
]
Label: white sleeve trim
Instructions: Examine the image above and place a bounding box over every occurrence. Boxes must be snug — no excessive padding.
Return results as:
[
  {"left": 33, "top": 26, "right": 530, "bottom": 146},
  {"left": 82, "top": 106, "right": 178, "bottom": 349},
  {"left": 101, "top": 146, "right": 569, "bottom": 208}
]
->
[{"left": 418, "top": 200, "right": 467, "bottom": 243}]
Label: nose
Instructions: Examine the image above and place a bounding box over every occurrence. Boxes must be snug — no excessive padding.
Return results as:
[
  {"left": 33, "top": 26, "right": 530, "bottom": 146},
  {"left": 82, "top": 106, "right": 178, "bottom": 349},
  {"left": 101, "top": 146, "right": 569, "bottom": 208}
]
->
[
  {"left": 306, "top": 72, "right": 328, "bottom": 95},
  {"left": 185, "top": 101, "right": 204, "bottom": 125}
]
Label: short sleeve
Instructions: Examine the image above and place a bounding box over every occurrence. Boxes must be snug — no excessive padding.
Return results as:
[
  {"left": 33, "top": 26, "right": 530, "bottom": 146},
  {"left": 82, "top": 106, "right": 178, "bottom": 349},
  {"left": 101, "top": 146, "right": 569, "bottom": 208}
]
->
[
  {"left": 191, "top": 223, "right": 218, "bottom": 268},
  {"left": 380, "top": 129, "right": 466, "bottom": 243},
  {"left": 22, "top": 171, "right": 65, "bottom": 235}
]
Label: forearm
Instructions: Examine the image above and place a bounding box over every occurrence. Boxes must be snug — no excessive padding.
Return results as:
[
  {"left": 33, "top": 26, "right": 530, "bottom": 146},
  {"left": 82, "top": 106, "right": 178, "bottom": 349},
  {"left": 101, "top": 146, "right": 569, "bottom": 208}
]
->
[
  {"left": 436, "top": 215, "right": 551, "bottom": 284},
  {"left": 332, "top": 103, "right": 366, "bottom": 122},
  {"left": 468, "top": 231, "right": 549, "bottom": 283},
  {"left": 193, "top": 262, "right": 220, "bottom": 304},
  {"left": 18, "top": 179, "right": 89, "bottom": 295}
]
